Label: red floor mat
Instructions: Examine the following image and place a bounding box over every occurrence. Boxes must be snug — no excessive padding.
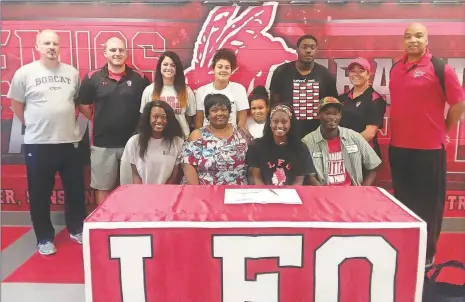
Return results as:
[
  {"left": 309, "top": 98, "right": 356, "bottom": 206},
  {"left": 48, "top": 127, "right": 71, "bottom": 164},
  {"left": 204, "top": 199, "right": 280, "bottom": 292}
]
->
[
  {"left": 3, "top": 229, "right": 84, "bottom": 284},
  {"left": 433, "top": 233, "right": 465, "bottom": 284},
  {"left": 1, "top": 226, "right": 32, "bottom": 251}
]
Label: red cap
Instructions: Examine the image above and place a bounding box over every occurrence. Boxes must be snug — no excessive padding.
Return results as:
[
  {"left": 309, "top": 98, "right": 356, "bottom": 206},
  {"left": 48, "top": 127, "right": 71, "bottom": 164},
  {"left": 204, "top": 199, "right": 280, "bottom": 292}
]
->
[{"left": 347, "top": 57, "right": 371, "bottom": 73}]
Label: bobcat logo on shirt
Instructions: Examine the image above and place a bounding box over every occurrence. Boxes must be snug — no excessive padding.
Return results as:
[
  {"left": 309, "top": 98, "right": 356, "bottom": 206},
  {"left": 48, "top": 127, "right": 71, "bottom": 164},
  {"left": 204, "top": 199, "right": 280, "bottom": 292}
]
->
[{"left": 413, "top": 70, "right": 425, "bottom": 78}]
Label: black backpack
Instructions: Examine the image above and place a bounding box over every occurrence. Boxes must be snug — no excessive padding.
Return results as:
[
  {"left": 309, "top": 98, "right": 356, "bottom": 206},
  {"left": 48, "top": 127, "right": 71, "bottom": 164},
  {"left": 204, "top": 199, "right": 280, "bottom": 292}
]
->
[{"left": 390, "top": 56, "right": 446, "bottom": 96}]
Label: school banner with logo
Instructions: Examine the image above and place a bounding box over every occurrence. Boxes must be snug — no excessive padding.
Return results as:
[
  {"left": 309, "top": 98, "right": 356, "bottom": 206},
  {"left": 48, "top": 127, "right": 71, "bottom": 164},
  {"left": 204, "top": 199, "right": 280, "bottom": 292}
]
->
[
  {"left": 1, "top": 1, "right": 465, "bottom": 217},
  {"left": 83, "top": 185, "right": 426, "bottom": 302}
]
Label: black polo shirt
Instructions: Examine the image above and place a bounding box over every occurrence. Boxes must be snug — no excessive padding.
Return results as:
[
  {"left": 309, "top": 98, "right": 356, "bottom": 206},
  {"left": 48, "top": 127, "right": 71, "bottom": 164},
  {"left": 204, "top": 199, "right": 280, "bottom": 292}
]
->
[
  {"left": 339, "top": 86, "right": 387, "bottom": 156},
  {"left": 269, "top": 61, "right": 338, "bottom": 137},
  {"left": 77, "top": 64, "right": 150, "bottom": 148}
]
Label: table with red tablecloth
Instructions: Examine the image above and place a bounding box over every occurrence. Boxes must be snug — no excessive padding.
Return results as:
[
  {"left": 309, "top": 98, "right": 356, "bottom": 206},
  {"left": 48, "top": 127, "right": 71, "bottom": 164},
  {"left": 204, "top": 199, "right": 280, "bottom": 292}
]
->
[{"left": 83, "top": 185, "right": 426, "bottom": 302}]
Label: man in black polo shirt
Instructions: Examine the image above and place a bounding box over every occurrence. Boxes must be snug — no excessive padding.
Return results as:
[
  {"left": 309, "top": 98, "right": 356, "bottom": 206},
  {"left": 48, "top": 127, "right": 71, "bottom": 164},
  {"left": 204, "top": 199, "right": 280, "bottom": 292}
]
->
[
  {"left": 78, "top": 37, "right": 150, "bottom": 204},
  {"left": 269, "top": 34, "right": 338, "bottom": 138}
]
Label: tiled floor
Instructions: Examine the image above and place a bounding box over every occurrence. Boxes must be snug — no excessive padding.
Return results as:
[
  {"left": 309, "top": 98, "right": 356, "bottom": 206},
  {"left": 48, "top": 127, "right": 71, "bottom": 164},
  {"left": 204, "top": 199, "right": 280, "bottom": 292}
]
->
[{"left": 1, "top": 224, "right": 465, "bottom": 302}]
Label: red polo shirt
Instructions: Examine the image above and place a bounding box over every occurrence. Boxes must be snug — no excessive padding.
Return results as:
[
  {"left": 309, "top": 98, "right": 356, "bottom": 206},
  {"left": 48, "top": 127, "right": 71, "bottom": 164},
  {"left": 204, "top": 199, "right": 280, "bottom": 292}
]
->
[{"left": 389, "top": 50, "right": 464, "bottom": 149}]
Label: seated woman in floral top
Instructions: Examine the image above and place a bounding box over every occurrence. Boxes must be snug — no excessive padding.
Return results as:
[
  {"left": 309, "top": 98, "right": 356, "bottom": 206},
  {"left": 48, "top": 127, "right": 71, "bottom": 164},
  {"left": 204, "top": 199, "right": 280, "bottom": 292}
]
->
[{"left": 180, "top": 93, "right": 252, "bottom": 185}]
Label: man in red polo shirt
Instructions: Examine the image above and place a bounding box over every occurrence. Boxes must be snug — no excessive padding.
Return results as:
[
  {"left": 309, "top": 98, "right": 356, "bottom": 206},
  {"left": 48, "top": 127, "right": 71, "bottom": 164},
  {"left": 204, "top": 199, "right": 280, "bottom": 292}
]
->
[{"left": 389, "top": 23, "right": 465, "bottom": 267}]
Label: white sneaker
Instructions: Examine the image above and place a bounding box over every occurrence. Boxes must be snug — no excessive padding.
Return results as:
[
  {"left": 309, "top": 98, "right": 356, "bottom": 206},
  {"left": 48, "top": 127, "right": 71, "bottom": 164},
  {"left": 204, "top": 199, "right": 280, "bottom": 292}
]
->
[
  {"left": 38, "top": 241, "right": 57, "bottom": 255},
  {"left": 70, "top": 233, "right": 82, "bottom": 244}
]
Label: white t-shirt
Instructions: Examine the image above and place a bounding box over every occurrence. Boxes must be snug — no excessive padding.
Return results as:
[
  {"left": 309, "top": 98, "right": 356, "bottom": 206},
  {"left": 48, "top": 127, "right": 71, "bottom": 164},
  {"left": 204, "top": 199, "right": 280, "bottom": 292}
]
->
[
  {"left": 140, "top": 83, "right": 196, "bottom": 138},
  {"left": 246, "top": 116, "right": 266, "bottom": 139},
  {"left": 7, "top": 60, "right": 81, "bottom": 144},
  {"left": 121, "top": 134, "right": 184, "bottom": 184},
  {"left": 195, "top": 82, "right": 249, "bottom": 126}
]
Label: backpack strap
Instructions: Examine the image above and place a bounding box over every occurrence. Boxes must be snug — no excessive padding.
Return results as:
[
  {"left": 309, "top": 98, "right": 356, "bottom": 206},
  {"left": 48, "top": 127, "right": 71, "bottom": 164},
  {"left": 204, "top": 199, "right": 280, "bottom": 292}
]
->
[
  {"left": 390, "top": 56, "right": 446, "bottom": 97},
  {"left": 430, "top": 56, "right": 446, "bottom": 96},
  {"left": 389, "top": 59, "right": 402, "bottom": 76}
]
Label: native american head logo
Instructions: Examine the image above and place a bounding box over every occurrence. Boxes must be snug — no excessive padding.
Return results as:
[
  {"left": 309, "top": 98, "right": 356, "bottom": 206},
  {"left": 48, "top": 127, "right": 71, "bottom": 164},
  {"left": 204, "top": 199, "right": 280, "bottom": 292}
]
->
[{"left": 184, "top": 2, "right": 296, "bottom": 92}]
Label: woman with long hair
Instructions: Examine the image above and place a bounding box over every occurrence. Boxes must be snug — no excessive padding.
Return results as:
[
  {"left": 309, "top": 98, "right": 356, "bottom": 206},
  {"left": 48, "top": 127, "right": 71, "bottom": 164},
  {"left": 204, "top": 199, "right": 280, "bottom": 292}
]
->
[
  {"left": 194, "top": 48, "right": 249, "bottom": 130},
  {"left": 140, "top": 51, "right": 196, "bottom": 138},
  {"left": 122, "top": 101, "right": 184, "bottom": 184},
  {"left": 180, "top": 93, "right": 252, "bottom": 185},
  {"left": 246, "top": 104, "right": 316, "bottom": 186},
  {"left": 246, "top": 86, "right": 270, "bottom": 139}
]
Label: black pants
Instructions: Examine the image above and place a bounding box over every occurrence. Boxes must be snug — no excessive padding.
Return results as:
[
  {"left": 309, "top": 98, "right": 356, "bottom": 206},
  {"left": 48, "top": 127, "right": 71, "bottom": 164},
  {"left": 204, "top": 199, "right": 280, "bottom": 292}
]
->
[
  {"left": 388, "top": 145, "right": 446, "bottom": 260},
  {"left": 25, "top": 143, "right": 87, "bottom": 244}
]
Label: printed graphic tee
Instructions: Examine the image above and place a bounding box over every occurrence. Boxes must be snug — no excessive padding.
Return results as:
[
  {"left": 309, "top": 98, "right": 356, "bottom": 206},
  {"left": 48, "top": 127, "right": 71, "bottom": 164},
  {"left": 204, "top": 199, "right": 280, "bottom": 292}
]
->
[
  {"left": 269, "top": 61, "right": 338, "bottom": 137},
  {"left": 121, "top": 134, "right": 184, "bottom": 184},
  {"left": 326, "top": 137, "right": 352, "bottom": 186},
  {"left": 195, "top": 82, "right": 250, "bottom": 126},
  {"left": 246, "top": 138, "right": 316, "bottom": 186},
  {"left": 140, "top": 83, "right": 196, "bottom": 138},
  {"left": 7, "top": 61, "right": 81, "bottom": 144}
]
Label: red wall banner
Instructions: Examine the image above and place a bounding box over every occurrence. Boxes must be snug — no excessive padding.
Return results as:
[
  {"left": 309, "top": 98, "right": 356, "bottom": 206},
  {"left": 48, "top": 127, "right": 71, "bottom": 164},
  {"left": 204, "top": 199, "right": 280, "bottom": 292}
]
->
[{"left": 1, "top": 1, "right": 465, "bottom": 217}]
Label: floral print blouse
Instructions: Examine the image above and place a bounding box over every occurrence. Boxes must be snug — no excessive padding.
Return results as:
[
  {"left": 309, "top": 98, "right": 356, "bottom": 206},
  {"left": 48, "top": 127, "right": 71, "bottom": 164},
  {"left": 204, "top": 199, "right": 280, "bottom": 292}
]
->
[{"left": 179, "top": 126, "right": 251, "bottom": 185}]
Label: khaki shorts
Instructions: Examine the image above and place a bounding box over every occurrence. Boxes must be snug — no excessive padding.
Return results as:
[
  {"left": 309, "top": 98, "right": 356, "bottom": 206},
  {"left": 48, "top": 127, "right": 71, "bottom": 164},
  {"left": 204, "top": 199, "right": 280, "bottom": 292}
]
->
[{"left": 90, "top": 146, "right": 125, "bottom": 190}]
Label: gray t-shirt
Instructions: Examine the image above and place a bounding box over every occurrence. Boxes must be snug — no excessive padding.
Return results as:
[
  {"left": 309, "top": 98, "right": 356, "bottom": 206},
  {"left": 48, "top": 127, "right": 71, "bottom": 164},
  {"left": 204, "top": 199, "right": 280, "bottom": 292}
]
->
[{"left": 7, "top": 60, "right": 81, "bottom": 144}]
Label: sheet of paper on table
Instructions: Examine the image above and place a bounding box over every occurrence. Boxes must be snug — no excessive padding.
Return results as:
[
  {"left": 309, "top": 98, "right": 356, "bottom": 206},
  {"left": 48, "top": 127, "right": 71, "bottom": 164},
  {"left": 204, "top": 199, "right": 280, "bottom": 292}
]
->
[{"left": 224, "top": 188, "right": 303, "bottom": 204}]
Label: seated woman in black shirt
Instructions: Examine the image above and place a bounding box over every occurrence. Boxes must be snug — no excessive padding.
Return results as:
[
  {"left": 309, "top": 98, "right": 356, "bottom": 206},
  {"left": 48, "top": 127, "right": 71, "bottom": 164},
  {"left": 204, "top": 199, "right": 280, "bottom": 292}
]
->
[{"left": 246, "top": 104, "right": 316, "bottom": 186}]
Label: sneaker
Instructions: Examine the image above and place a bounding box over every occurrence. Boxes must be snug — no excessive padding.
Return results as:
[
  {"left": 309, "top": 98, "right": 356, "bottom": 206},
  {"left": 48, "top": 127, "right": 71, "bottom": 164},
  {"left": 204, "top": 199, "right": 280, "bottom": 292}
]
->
[
  {"left": 70, "top": 233, "right": 82, "bottom": 244},
  {"left": 425, "top": 256, "right": 435, "bottom": 268},
  {"left": 38, "top": 241, "right": 57, "bottom": 255}
]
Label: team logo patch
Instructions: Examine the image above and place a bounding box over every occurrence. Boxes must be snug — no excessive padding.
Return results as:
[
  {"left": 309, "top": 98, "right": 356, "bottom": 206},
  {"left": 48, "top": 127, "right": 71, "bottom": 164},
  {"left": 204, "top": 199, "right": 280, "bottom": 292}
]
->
[
  {"left": 413, "top": 70, "right": 425, "bottom": 78},
  {"left": 127, "top": 80, "right": 132, "bottom": 86},
  {"left": 356, "top": 101, "right": 361, "bottom": 107}
]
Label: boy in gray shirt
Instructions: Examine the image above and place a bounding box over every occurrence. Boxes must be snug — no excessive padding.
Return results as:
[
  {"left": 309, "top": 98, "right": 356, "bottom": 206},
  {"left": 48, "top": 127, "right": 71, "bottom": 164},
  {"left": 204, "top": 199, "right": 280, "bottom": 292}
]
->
[{"left": 7, "top": 30, "right": 87, "bottom": 255}]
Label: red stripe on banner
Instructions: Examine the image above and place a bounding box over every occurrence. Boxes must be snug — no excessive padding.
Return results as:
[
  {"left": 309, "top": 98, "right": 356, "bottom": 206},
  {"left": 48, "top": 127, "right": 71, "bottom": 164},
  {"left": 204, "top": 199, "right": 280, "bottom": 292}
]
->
[
  {"left": 281, "top": 21, "right": 465, "bottom": 36},
  {"left": 326, "top": 21, "right": 465, "bottom": 36}
]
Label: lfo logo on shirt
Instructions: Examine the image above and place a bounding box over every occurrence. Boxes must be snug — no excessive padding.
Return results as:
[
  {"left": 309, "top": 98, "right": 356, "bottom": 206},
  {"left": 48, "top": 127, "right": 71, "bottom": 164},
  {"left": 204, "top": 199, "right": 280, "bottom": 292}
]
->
[{"left": 272, "top": 167, "right": 286, "bottom": 186}]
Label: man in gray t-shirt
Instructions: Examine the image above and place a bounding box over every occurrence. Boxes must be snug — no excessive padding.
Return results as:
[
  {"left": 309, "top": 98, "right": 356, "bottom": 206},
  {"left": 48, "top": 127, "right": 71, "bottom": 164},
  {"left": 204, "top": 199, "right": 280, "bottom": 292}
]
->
[{"left": 7, "top": 29, "right": 87, "bottom": 256}]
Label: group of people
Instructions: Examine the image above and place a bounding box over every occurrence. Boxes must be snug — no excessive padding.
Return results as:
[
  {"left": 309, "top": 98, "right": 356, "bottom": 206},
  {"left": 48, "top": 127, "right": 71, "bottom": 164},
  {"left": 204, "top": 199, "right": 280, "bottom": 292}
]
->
[{"left": 7, "top": 23, "right": 464, "bottom": 273}]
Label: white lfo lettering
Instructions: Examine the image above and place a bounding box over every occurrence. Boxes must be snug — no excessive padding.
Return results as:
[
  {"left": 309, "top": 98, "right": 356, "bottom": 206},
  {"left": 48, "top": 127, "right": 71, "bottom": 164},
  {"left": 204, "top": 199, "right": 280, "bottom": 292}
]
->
[
  {"left": 213, "top": 235, "right": 303, "bottom": 302},
  {"left": 314, "top": 236, "right": 397, "bottom": 302},
  {"left": 328, "top": 151, "right": 346, "bottom": 184},
  {"left": 108, "top": 235, "right": 397, "bottom": 302},
  {"left": 109, "top": 235, "right": 152, "bottom": 302}
]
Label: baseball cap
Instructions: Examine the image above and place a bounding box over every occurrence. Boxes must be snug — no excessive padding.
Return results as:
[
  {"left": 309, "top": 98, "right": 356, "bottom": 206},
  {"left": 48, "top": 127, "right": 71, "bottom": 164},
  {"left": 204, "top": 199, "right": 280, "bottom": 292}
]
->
[
  {"left": 347, "top": 57, "right": 371, "bottom": 73},
  {"left": 318, "top": 96, "right": 343, "bottom": 112}
]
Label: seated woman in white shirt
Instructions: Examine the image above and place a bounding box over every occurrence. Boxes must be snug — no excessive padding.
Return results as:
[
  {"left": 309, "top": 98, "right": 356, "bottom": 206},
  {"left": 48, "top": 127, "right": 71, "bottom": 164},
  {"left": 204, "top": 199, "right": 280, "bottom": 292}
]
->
[
  {"left": 140, "top": 51, "right": 196, "bottom": 138},
  {"left": 246, "top": 85, "right": 270, "bottom": 139},
  {"left": 194, "top": 48, "right": 249, "bottom": 130},
  {"left": 122, "top": 101, "right": 185, "bottom": 184}
]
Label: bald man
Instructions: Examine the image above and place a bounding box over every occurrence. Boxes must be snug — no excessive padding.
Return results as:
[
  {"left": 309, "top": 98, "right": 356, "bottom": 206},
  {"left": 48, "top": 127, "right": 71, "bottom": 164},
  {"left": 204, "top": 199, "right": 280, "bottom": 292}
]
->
[
  {"left": 77, "top": 37, "right": 150, "bottom": 204},
  {"left": 389, "top": 23, "right": 465, "bottom": 267},
  {"left": 7, "top": 30, "right": 87, "bottom": 255}
]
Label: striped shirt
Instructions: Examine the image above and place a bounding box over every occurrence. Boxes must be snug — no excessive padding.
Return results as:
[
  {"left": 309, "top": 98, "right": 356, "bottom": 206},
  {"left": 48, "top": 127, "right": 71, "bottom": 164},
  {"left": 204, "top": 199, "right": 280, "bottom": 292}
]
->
[{"left": 302, "top": 126, "right": 382, "bottom": 186}]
